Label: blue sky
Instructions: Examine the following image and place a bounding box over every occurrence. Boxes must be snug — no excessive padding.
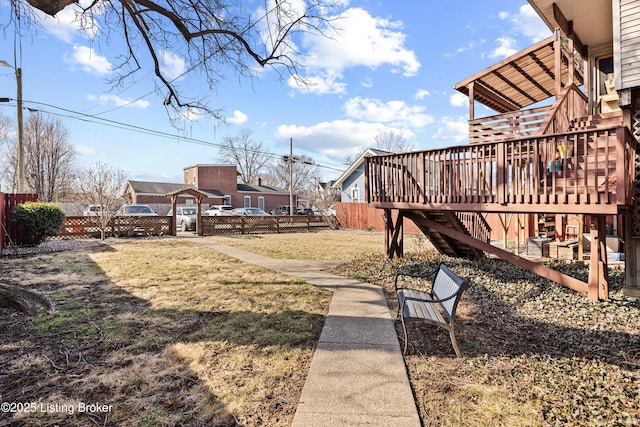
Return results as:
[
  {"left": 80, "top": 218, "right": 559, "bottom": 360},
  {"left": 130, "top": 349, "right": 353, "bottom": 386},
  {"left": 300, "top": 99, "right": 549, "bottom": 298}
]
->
[{"left": 0, "top": 0, "right": 552, "bottom": 184}]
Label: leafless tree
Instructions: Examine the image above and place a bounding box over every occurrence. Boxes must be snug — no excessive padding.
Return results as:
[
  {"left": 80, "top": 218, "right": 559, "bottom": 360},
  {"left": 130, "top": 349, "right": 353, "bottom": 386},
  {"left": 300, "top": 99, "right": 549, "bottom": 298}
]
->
[
  {"left": 4, "top": 113, "right": 76, "bottom": 199},
  {"left": 218, "top": 129, "right": 272, "bottom": 184},
  {"left": 75, "top": 162, "right": 128, "bottom": 240},
  {"left": 346, "top": 130, "right": 415, "bottom": 164},
  {"left": 263, "top": 154, "right": 320, "bottom": 206},
  {"left": 12, "top": 0, "right": 338, "bottom": 116}
]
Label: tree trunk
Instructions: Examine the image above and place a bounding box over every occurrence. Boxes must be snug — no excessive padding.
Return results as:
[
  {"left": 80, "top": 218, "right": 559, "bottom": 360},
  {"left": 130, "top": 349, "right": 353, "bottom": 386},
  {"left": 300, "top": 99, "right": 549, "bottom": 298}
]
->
[{"left": 0, "top": 283, "right": 54, "bottom": 315}]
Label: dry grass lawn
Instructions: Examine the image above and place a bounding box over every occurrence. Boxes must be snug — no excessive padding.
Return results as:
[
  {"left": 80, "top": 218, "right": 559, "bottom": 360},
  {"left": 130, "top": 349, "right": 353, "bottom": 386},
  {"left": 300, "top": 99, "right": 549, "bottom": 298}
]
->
[
  {"left": 0, "top": 238, "right": 331, "bottom": 426},
  {"left": 207, "top": 229, "right": 433, "bottom": 260},
  {"left": 210, "top": 230, "right": 639, "bottom": 425},
  {"left": 3, "top": 230, "right": 638, "bottom": 426}
]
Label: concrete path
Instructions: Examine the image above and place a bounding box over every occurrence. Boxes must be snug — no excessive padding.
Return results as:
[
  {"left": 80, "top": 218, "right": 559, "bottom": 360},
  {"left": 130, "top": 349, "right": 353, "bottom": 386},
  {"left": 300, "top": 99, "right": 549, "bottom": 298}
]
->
[{"left": 194, "top": 238, "right": 421, "bottom": 426}]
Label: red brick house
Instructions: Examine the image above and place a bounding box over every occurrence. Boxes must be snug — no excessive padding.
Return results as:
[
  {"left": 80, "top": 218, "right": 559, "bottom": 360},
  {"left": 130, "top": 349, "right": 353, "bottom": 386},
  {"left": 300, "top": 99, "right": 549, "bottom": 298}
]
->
[{"left": 123, "top": 164, "right": 294, "bottom": 214}]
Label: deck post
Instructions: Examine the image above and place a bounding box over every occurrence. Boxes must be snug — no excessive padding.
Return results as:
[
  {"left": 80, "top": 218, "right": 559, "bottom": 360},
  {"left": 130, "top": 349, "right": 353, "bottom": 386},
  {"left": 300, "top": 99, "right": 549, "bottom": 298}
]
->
[
  {"left": 384, "top": 209, "right": 403, "bottom": 259},
  {"left": 587, "top": 217, "right": 609, "bottom": 301}
]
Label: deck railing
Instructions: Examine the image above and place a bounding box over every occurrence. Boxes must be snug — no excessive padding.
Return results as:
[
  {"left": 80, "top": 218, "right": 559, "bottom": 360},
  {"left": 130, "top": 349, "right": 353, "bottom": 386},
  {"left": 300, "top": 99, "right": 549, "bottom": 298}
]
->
[
  {"left": 366, "top": 125, "right": 636, "bottom": 215},
  {"left": 468, "top": 83, "right": 588, "bottom": 144},
  {"left": 469, "top": 105, "right": 551, "bottom": 144}
]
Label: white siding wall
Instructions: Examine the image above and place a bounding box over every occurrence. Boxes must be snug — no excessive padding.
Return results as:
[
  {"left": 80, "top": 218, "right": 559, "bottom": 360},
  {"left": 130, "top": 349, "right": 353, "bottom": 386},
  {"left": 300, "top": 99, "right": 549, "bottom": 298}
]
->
[{"left": 615, "top": 0, "right": 640, "bottom": 89}]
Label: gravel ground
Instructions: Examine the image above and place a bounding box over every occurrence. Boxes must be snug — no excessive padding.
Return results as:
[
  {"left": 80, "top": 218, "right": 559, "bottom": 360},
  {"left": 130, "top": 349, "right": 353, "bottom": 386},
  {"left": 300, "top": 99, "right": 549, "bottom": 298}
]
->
[{"left": 1, "top": 238, "right": 109, "bottom": 257}]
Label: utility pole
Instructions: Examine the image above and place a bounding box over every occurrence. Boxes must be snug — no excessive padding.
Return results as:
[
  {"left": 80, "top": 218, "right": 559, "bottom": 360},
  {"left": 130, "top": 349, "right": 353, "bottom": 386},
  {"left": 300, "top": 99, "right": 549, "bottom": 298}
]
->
[
  {"left": 0, "top": 60, "right": 25, "bottom": 193},
  {"left": 16, "top": 67, "right": 24, "bottom": 193},
  {"left": 289, "top": 137, "right": 294, "bottom": 215}
]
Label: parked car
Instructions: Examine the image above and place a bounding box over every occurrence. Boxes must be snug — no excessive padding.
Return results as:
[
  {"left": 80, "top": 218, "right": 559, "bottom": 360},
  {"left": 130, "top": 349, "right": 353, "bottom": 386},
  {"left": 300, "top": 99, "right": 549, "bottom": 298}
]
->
[
  {"left": 167, "top": 206, "right": 198, "bottom": 231},
  {"left": 116, "top": 204, "right": 158, "bottom": 216},
  {"left": 206, "top": 205, "right": 234, "bottom": 216},
  {"left": 300, "top": 208, "right": 315, "bottom": 215},
  {"left": 231, "top": 208, "right": 270, "bottom": 216},
  {"left": 270, "top": 205, "right": 299, "bottom": 215},
  {"left": 83, "top": 205, "right": 103, "bottom": 216}
]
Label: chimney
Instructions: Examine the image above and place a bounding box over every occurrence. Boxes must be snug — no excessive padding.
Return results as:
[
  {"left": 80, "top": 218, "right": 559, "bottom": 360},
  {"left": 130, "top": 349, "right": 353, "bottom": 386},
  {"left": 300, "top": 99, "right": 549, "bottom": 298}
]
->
[{"left": 255, "top": 177, "right": 262, "bottom": 186}]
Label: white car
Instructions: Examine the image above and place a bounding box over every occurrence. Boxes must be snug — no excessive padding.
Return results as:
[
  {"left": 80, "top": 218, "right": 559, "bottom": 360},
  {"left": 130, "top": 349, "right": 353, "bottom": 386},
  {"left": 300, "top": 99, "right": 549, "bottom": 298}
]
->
[
  {"left": 206, "top": 205, "right": 234, "bottom": 216},
  {"left": 116, "top": 204, "right": 158, "bottom": 216},
  {"left": 167, "top": 206, "right": 198, "bottom": 231},
  {"left": 231, "top": 208, "right": 270, "bottom": 216},
  {"left": 83, "top": 205, "right": 103, "bottom": 216}
]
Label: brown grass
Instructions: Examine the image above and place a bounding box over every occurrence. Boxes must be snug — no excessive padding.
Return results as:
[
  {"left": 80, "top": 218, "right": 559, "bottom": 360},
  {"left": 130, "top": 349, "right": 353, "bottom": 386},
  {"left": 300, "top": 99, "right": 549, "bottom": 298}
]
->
[
  {"left": 0, "top": 238, "right": 331, "bottom": 426},
  {"left": 207, "top": 229, "right": 433, "bottom": 260},
  {"left": 4, "top": 230, "right": 637, "bottom": 426}
]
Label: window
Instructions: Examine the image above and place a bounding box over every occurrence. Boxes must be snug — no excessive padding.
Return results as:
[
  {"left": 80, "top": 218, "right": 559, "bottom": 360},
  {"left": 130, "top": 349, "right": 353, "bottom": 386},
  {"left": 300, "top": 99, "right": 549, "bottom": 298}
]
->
[
  {"left": 351, "top": 184, "right": 360, "bottom": 202},
  {"left": 258, "top": 197, "right": 265, "bottom": 211},
  {"left": 223, "top": 195, "right": 231, "bottom": 206},
  {"left": 244, "top": 196, "right": 251, "bottom": 208}
]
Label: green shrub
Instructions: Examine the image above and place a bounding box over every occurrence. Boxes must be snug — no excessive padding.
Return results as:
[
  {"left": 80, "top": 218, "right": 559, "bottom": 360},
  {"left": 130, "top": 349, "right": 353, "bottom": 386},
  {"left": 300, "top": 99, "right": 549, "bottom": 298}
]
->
[{"left": 13, "top": 201, "right": 66, "bottom": 246}]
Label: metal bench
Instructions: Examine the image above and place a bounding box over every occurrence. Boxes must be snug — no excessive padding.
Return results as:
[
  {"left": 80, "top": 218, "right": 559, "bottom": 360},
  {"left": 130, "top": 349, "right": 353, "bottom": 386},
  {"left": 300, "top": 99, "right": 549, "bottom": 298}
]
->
[{"left": 394, "top": 262, "right": 470, "bottom": 357}]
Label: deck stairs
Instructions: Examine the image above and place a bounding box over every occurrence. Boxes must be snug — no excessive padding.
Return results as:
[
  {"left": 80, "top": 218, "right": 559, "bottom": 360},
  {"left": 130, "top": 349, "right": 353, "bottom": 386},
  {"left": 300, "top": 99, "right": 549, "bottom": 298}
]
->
[{"left": 403, "top": 210, "right": 488, "bottom": 258}]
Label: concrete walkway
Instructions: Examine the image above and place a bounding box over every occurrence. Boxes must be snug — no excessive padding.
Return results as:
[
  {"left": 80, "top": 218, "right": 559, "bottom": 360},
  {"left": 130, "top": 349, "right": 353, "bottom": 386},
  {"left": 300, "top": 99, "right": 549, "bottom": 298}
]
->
[{"left": 194, "top": 238, "right": 421, "bottom": 426}]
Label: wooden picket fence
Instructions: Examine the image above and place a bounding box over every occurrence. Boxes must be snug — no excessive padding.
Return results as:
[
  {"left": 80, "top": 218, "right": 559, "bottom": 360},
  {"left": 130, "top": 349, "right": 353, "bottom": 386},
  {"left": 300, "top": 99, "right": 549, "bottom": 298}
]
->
[
  {"left": 52, "top": 216, "right": 171, "bottom": 239},
  {"left": 201, "top": 215, "right": 329, "bottom": 235}
]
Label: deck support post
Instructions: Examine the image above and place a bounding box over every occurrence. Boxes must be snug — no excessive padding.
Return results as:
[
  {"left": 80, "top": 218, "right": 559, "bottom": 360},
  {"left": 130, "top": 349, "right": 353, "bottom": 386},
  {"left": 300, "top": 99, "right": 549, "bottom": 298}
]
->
[
  {"left": 384, "top": 209, "right": 404, "bottom": 259},
  {"left": 588, "top": 216, "right": 609, "bottom": 301}
]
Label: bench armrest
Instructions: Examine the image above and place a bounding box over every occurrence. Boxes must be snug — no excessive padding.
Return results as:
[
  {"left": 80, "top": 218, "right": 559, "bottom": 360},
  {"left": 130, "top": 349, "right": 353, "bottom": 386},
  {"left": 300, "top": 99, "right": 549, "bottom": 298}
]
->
[
  {"left": 397, "top": 288, "right": 460, "bottom": 305},
  {"left": 394, "top": 263, "right": 441, "bottom": 292}
]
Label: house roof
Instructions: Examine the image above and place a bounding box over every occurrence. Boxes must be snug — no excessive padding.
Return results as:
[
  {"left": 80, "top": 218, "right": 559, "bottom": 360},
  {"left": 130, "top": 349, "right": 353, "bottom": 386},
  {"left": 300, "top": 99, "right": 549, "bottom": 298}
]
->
[
  {"left": 126, "top": 179, "right": 288, "bottom": 198},
  {"left": 126, "top": 180, "right": 223, "bottom": 199},
  {"left": 454, "top": 35, "right": 584, "bottom": 113},
  {"left": 529, "top": 0, "right": 612, "bottom": 49},
  {"left": 237, "top": 183, "right": 289, "bottom": 194},
  {"left": 332, "top": 148, "right": 390, "bottom": 189}
]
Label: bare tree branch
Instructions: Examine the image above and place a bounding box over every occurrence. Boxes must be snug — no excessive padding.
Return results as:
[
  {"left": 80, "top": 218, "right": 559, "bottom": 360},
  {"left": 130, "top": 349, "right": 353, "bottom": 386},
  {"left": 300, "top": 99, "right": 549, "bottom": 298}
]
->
[
  {"left": 218, "top": 128, "right": 271, "bottom": 184},
  {"left": 16, "top": 0, "right": 339, "bottom": 116}
]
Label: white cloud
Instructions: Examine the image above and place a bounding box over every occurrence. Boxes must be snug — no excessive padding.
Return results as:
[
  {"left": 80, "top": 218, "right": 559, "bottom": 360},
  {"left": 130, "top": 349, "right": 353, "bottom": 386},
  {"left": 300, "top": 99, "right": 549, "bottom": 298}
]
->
[
  {"left": 489, "top": 37, "right": 518, "bottom": 59},
  {"left": 87, "top": 94, "right": 150, "bottom": 109},
  {"left": 65, "top": 45, "right": 112, "bottom": 75},
  {"left": 160, "top": 51, "right": 186, "bottom": 80},
  {"left": 432, "top": 118, "right": 468, "bottom": 143},
  {"left": 38, "top": 1, "right": 99, "bottom": 42},
  {"left": 291, "top": 7, "right": 420, "bottom": 94},
  {"left": 227, "top": 110, "right": 248, "bottom": 125},
  {"left": 361, "top": 77, "right": 374, "bottom": 88},
  {"left": 450, "top": 92, "right": 467, "bottom": 107},
  {"left": 75, "top": 144, "right": 97, "bottom": 156},
  {"left": 275, "top": 120, "right": 414, "bottom": 163},
  {"left": 508, "top": 4, "right": 551, "bottom": 42},
  {"left": 287, "top": 73, "right": 347, "bottom": 95},
  {"left": 343, "top": 97, "right": 434, "bottom": 128},
  {"left": 415, "top": 89, "right": 430, "bottom": 100},
  {"left": 445, "top": 41, "right": 477, "bottom": 57},
  {"left": 180, "top": 107, "right": 204, "bottom": 122}
]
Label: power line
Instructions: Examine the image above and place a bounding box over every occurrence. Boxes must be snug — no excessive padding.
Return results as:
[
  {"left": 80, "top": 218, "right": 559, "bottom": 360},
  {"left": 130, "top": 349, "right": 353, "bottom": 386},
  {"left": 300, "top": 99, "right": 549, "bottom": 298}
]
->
[{"left": 0, "top": 99, "right": 348, "bottom": 173}]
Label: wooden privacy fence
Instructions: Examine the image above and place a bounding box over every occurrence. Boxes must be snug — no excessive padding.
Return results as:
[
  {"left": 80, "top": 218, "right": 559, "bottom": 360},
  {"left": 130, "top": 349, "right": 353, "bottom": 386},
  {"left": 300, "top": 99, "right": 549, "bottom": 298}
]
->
[
  {"left": 1, "top": 193, "right": 40, "bottom": 247},
  {"left": 201, "top": 215, "right": 329, "bottom": 235}
]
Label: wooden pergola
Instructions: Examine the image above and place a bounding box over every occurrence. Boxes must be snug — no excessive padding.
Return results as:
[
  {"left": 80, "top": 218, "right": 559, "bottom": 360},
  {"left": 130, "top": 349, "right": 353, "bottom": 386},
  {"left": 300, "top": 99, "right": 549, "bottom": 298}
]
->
[{"left": 165, "top": 187, "right": 208, "bottom": 236}]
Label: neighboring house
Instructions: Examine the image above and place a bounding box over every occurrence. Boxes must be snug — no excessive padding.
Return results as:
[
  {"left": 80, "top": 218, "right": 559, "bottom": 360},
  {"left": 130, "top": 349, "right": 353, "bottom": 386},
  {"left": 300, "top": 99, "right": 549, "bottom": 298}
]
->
[
  {"left": 332, "top": 149, "right": 390, "bottom": 203},
  {"left": 123, "top": 164, "right": 293, "bottom": 214}
]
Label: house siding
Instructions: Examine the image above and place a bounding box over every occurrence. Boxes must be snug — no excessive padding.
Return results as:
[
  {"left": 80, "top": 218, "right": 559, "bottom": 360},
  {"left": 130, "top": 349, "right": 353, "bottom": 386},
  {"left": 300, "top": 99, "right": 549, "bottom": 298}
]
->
[
  {"left": 615, "top": 0, "right": 640, "bottom": 89},
  {"left": 341, "top": 164, "right": 366, "bottom": 202}
]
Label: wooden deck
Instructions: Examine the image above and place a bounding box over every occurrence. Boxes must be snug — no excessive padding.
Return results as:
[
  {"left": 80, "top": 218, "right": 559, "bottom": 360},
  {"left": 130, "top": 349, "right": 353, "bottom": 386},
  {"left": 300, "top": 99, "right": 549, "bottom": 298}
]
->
[{"left": 365, "top": 124, "right": 636, "bottom": 215}]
